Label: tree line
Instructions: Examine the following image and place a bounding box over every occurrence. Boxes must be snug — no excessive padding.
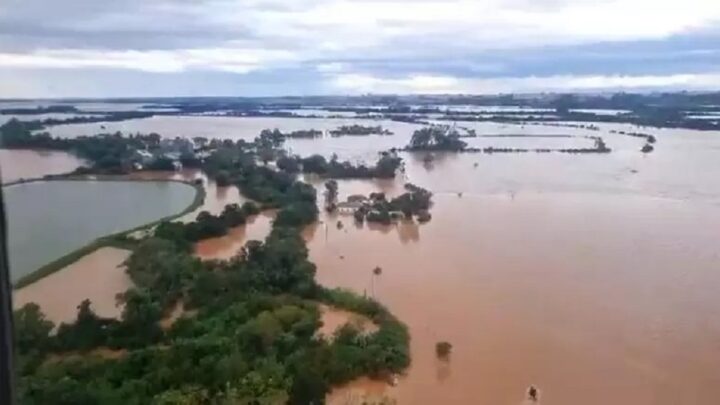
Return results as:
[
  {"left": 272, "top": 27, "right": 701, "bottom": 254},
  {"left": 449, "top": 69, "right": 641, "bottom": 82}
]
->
[
  {"left": 0, "top": 119, "right": 199, "bottom": 173},
  {"left": 281, "top": 152, "right": 403, "bottom": 179},
  {"left": 329, "top": 125, "right": 393, "bottom": 137},
  {"left": 405, "top": 126, "right": 612, "bottom": 154}
]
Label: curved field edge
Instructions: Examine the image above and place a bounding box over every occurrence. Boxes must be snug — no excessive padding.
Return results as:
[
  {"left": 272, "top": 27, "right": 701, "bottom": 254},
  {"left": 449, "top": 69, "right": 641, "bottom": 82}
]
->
[{"left": 11, "top": 176, "right": 205, "bottom": 288}]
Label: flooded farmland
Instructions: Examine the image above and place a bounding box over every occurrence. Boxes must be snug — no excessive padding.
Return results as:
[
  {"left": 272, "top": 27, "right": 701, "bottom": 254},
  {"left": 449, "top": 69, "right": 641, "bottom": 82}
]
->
[{"left": 6, "top": 114, "right": 720, "bottom": 404}]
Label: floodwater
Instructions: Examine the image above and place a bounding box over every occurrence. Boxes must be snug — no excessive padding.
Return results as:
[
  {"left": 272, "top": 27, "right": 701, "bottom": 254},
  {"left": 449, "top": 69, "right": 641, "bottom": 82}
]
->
[
  {"left": 194, "top": 210, "right": 276, "bottom": 260},
  {"left": 0, "top": 149, "right": 84, "bottom": 184},
  {"left": 4, "top": 180, "right": 196, "bottom": 281},
  {"left": 302, "top": 118, "right": 720, "bottom": 404},
  {"left": 8, "top": 113, "right": 720, "bottom": 404},
  {"left": 13, "top": 247, "right": 132, "bottom": 324},
  {"left": 312, "top": 191, "right": 720, "bottom": 405},
  {"left": 125, "top": 169, "right": 273, "bottom": 261},
  {"left": 121, "top": 169, "right": 248, "bottom": 222},
  {"left": 40, "top": 115, "right": 407, "bottom": 139},
  {"left": 308, "top": 117, "right": 720, "bottom": 404},
  {"left": 42, "top": 114, "right": 427, "bottom": 163}
]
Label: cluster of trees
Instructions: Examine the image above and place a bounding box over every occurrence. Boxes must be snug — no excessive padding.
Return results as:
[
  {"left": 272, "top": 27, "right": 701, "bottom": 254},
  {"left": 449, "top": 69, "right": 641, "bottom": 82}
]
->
[
  {"left": 224, "top": 131, "right": 411, "bottom": 183},
  {"left": 203, "top": 129, "right": 312, "bottom": 179},
  {"left": 593, "top": 137, "right": 611, "bottom": 153},
  {"left": 15, "top": 150, "right": 410, "bottom": 403},
  {"left": 485, "top": 136, "right": 610, "bottom": 154},
  {"left": 355, "top": 183, "right": 433, "bottom": 224},
  {"left": 610, "top": 129, "right": 657, "bottom": 143},
  {"left": 406, "top": 126, "right": 468, "bottom": 151},
  {"left": 201, "top": 144, "right": 322, "bottom": 227},
  {"left": 284, "top": 129, "right": 324, "bottom": 139},
  {"left": 278, "top": 152, "right": 403, "bottom": 179},
  {"left": 257, "top": 128, "right": 323, "bottom": 141},
  {"left": 329, "top": 125, "right": 393, "bottom": 136},
  {"left": 154, "top": 202, "right": 260, "bottom": 248},
  {"left": 0, "top": 119, "right": 192, "bottom": 173},
  {"left": 436, "top": 341, "right": 453, "bottom": 359},
  {"left": 533, "top": 122, "right": 600, "bottom": 132},
  {"left": 403, "top": 127, "right": 611, "bottom": 154},
  {"left": 276, "top": 155, "right": 301, "bottom": 173}
]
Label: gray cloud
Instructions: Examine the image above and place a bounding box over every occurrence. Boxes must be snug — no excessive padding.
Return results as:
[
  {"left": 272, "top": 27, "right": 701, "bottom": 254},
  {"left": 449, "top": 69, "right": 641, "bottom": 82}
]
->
[
  {"left": 0, "top": 0, "right": 259, "bottom": 51},
  {"left": 1, "top": 0, "right": 720, "bottom": 96}
]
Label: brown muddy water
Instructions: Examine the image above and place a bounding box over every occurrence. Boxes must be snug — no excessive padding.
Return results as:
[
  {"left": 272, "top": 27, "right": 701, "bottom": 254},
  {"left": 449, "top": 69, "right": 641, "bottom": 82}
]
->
[
  {"left": 311, "top": 190, "right": 720, "bottom": 405},
  {"left": 303, "top": 120, "right": 720, "bottom": 404},
  {"left": 13, "top": 247, "right": 132, "bottom": 325},
  {"left": 0, "top": 149, "right": 84, "bottom": 184},
  {"left": 194, "top": 210, "right": 276, "bottom": 260},
  {"left": 126, "top": 169, "right": 274, "bottom": 259},
  {"left": 9, "top": 116, "right": 720, "bottom": 404}
]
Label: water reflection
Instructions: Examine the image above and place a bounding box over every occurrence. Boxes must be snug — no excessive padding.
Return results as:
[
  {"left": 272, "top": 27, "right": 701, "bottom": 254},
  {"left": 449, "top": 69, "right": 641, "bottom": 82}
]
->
[
  {"left": 396, "top": 220, "right": 420, "bottom": 244},
  {"left": 435, "top": 357, "right": 452, "bottom": 384}
]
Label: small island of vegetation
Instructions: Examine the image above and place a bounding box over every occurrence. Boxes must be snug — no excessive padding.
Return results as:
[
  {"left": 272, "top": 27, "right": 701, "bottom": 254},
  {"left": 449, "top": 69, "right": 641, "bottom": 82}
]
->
[
  {"left": 405, "top": 126, "right": 468, "bottom": 152},
  {"left": 259, "top": 128, "right": 324, "bottom": 139},
  {"left": 404, "top": 126, "right": 611, "bottom": 154},
  {"left": 295, "top": 152, "right": 403, "bottom": 179},
  {"left": 329, "top": 125, "right": 393, "bottom": 137},
  {"left": 331, "top": 183, "right": 434, "bottom": 225}
]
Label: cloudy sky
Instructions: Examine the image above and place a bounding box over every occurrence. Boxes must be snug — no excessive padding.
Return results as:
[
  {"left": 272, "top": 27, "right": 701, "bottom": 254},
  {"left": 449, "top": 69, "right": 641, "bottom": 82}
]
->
[{"left": 1, "top": 0, "right": 720, "bottom": 97}]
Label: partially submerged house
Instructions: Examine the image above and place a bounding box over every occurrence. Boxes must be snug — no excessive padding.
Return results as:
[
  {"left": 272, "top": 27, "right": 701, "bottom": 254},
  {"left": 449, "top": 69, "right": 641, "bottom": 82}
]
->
[{"left": 336, "top": 201, "right": 365, "bottom": 214}]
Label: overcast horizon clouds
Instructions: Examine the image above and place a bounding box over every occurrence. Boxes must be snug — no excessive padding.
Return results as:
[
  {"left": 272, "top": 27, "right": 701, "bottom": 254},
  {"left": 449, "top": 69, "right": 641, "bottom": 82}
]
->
[{"left": 1, "top": 0, "right": 720, "bottom": 97}]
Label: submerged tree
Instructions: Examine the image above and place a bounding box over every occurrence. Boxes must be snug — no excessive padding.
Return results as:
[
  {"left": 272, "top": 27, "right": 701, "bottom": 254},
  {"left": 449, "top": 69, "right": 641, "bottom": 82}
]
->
[
  {"left": 436, "top": 341, "right": 453, "bottom": 359},
  {"left": 408, "top": 126, "right": 467, "bottom": 151},
  {"left": 325, "top": 180, "right": 338, "bottom": 211}
]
